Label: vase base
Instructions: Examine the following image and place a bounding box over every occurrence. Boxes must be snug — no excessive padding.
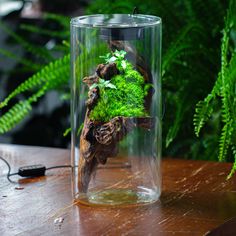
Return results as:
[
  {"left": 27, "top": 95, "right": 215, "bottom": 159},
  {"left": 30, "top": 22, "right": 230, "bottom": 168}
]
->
[{"left": 75, "top": 188, "right": 160, "bottom": 207}]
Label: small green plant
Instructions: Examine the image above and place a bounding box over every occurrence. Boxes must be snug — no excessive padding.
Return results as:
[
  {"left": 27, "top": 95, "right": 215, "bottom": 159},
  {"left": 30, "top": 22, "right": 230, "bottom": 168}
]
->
[
  {"left": 100, "top": 50, "right": 128, "bottom": 71},
  {"left": 90, "top": 78, "right": 117, "bottom": 91}
]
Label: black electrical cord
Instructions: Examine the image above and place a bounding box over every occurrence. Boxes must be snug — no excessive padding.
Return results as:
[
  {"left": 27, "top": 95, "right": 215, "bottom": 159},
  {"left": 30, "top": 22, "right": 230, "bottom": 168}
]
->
[
  {"left": 46, "top": 165, "right": 72, "bottom": 170},
  {"left": 0, "top": 156, "right": 132, "bottom": 183},
  {"left": 0, "top": 156, "right": 18, "bottom": 183},
  {"left": 0, "top": 155, "right": 72, "bottom": 183}
]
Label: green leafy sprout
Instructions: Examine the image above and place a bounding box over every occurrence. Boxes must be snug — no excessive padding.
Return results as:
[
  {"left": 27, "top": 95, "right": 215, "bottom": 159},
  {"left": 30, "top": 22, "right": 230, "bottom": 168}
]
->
[
  {"left": 90, "top": 78, "right": 117, "bottom": 91},
  {"left": 100, "top": 50, "right": 128, "bottom": 71}
]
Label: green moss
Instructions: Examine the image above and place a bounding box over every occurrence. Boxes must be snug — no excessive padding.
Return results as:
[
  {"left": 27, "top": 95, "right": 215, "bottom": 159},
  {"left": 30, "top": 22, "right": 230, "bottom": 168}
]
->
[{"left": 89, "top": 59, "right": 149, "bottom": 122}]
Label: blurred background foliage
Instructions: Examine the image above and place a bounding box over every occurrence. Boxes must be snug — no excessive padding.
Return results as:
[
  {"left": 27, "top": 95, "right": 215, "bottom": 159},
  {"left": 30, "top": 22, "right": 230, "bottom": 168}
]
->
[{"left": 0, "top": 0, "right": 235, "bottom": 174}]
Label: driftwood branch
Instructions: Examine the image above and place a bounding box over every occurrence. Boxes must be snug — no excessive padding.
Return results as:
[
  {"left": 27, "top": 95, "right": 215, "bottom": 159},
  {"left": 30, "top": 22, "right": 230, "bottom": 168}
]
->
[
  {"left": 78, "top": 115, "right": 154, "bottom": 192},
  {"left": 78, "top": 42, "right": 154, "bottom": 193}
]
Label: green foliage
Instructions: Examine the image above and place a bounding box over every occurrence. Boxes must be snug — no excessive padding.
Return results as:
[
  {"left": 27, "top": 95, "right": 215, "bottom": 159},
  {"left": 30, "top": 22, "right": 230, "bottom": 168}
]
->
[
  {"left": 0, "top": 85, "right": 47, "bottom": 133},
  {"left": 0, "top": 13, "right": 108, "bottom": 133},
  {"left": 90, "top": 52, "right": 147, "bottom": 122},
  {"left": 0, "top": 48, "right": 41, "bottom": 70},
  {"left": 0, "top": 13, "right": 71, "bottom": 132},
  {"left": 0, "top": 54, "right": 70, "bottom": 132},
  {"left": 193, "top": 0, "right": 236, "bottom": 173},
  {"left": 90, "top": 78, "right": 117, "bottom": 91},
  {"left": 0, "top": 54, "right": 70, "bottom": 109},
  {"left": 227, "top": 146, "right": 236, "bottom": 179},
  {"left": 193, "top": 100, "right": 214, "bottom": 137},
  {"left": 100, "top": 50, "right": 128, "bottom": 71},
  {"left": 0, "top": 0, "right": 236, "bottom": 176},
  {"left": 63, "top": 127, "right": 71, "bottom": 137},
  {"left": 86, "top": 0, "right": 236, "bottom": 177},
  {"left": 20, "top": 24, "right": 69, "bottom": 39},
  {"left": 0, "top": 21, "right": 54, "bottom": 63}
]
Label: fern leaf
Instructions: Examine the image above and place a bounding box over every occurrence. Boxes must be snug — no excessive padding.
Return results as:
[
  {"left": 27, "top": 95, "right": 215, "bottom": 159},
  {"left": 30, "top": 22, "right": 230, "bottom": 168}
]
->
[
  {"left": 43, "top": 12, "right": 70, "bottom": 28},
  {"left": 193, "top": 68, "right": 222, "bottom": 137},
  {"left": 20, "top": 24, "right": 69, "bottom": 39},
  {"left": 0, "top": 43, "right": 107, "bottom": 133},
  {"left": 0, "top": 85, "right": 48, "bottom": 133},
  {"left": 162, "top": 23, "right": 203, "bottom": 75},
  {"left": 218, "top": 2, "right": 234, "bottom": 161},
  {"left": 192, "top": 69, "right": 222, "bottom": 137},
  {"left": 0, "top": 54, "right": 70, "bottom": 108},
  {"left": 211, "top": 72, "right": 222, "bottom": 97},
  {"left": 63, "top": 128, "right": 71, "bottom": 137},
  {"left": 0, "top": 48, "right": 41, "bottom": 71},
  {"left": 0, "top": 101, "right": 32, "bottom": 133},
  {"left": 227, "top": 145, "right": 236, "bottom": 179},
  {"left": 166, "top": 99, "right": 185, "bottom": 147},
  {"left": 166, "top": 123, "right": 181, "bottom": 148},
  {"left": 0, "top": 21, "right": 54, "bottom": 61},
  {"left": 218, "top": 122, "right": 233, "bottom": 161},
  {"left": 193, "top": 100, "right": 214, "bottom": 137}
]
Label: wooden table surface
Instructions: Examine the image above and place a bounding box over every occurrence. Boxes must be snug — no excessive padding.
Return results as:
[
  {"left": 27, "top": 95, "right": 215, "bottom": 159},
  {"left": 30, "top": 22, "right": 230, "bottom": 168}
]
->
[{"left": 0, "top": 144, "right": 236, "bottom": 236}]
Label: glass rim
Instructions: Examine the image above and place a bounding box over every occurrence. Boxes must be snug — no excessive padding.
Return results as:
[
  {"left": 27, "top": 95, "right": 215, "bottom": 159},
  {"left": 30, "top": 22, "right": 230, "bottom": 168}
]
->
[{"left": 70, "top": 14, "right": 161, "bottom": 28}]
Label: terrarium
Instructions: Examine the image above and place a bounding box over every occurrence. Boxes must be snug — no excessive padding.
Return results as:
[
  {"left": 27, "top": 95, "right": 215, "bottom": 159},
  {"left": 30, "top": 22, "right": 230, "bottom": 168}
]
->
[{"left": 71, "top": 14, "right": 162, "bottom": 206}]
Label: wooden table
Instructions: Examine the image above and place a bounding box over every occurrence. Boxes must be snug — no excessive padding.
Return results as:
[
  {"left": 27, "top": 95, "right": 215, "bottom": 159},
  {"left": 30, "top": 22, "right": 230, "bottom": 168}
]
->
[{"left": 0, "top": 144, "right": 236, "bottom": 236}]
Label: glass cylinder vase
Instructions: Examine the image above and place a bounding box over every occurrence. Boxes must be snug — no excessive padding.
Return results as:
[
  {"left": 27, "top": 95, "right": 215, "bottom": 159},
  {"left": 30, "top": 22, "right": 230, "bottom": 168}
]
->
[{"left": 71, "top": 14, "right": 162, "bottom": 206}]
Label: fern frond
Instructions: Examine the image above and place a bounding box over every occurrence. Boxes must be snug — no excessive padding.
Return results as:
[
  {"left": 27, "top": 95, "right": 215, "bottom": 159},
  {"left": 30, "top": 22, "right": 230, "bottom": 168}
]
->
[
  {"left": 193, "top": 69, "right": 223, "bottom": 137},
  {"left": 0, "top": 48, "right": 41, "bottom": 70},
  {"left": 0, "top": 54, "right": 70, "bottom": 108},
  {"left": 162, "top": 23, "right": 203, "bottom": 75},
  {"left": 227, "top": 145, "right": 236, "bottom": 179},
  {"left": 162, "top": 43, "right": 192, "bottom": 75},
  {"left": 0, "top": 79, "right": 58, "bottom": 133},
  {"left": 219, "top": 0, "right": 233, "bottom": 121},
  {"left": 218, "top": 2, "right": 234, "bottom": 164},
  {"left": 20, "top": 24, "right": 69, "bottom": 39},
  {"left": 165, "top": 118, "right": 182, "bottom": 148},
  {"left": 197, "top": 0, "right": 235, "bottom": 164},
  {"left": 219, "top": 122, "right": 233, "bottom": 161},
  {"left": 0, "top": 52, "right": 71, "bottom": 132},
  {"left": 211, "top": 72, "right": 222, "bottom": 97},
  {"left": 0, "top": 21, "right": 54, "bottom": 61},
  {"left": 166, "top": 98, "right": 185, "bottom": 147},
  {"left": 43, "top": 12, "right": 70, "bottom": 28},
  {"left": 0, "top": 85, "right": 47, "bottom": 133},
  {"left": 63, "top": 127, "right": 71, "bottom": 137},
  {"left": 0, "top": 102, "right": 31, "bottom": 134},
  {"left": 0, "top": 43, "right": 108, "bottom": 133},
  {"left": 193, "top": 69, "right": 222, "bottom": 137},
  {"left": 193, "top": 100, "right": 214, "bottom": 137}
]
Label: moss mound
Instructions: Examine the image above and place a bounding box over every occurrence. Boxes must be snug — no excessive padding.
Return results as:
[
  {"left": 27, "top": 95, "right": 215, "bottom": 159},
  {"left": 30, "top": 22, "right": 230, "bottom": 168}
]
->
[{"left": 89, "top": 61, "right": 148, "bottom": 122}]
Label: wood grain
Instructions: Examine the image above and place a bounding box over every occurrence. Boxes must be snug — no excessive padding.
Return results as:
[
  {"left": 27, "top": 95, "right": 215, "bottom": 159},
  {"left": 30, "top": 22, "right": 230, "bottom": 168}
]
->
[{"left": 0, "top": 144, "right": 236, "bottom": 236}]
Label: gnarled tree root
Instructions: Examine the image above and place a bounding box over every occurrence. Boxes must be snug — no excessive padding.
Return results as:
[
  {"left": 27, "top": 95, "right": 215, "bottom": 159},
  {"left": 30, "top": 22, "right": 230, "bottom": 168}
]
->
[{"left": 78, "top": 116, "right": 155, "bottom": 193}]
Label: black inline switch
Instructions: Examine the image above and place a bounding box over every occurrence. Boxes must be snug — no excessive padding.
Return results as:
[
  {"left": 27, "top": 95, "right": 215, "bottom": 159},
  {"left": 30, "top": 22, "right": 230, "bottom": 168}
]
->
[{"left": 18, "top": 164, "right": 46, "bottom": 177}]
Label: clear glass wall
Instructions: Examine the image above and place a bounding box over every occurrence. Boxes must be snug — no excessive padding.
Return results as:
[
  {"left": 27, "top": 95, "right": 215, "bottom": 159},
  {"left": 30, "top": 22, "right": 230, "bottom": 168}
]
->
[{"left": 71, "top": 14, "right": 162, "bottom": 206}]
